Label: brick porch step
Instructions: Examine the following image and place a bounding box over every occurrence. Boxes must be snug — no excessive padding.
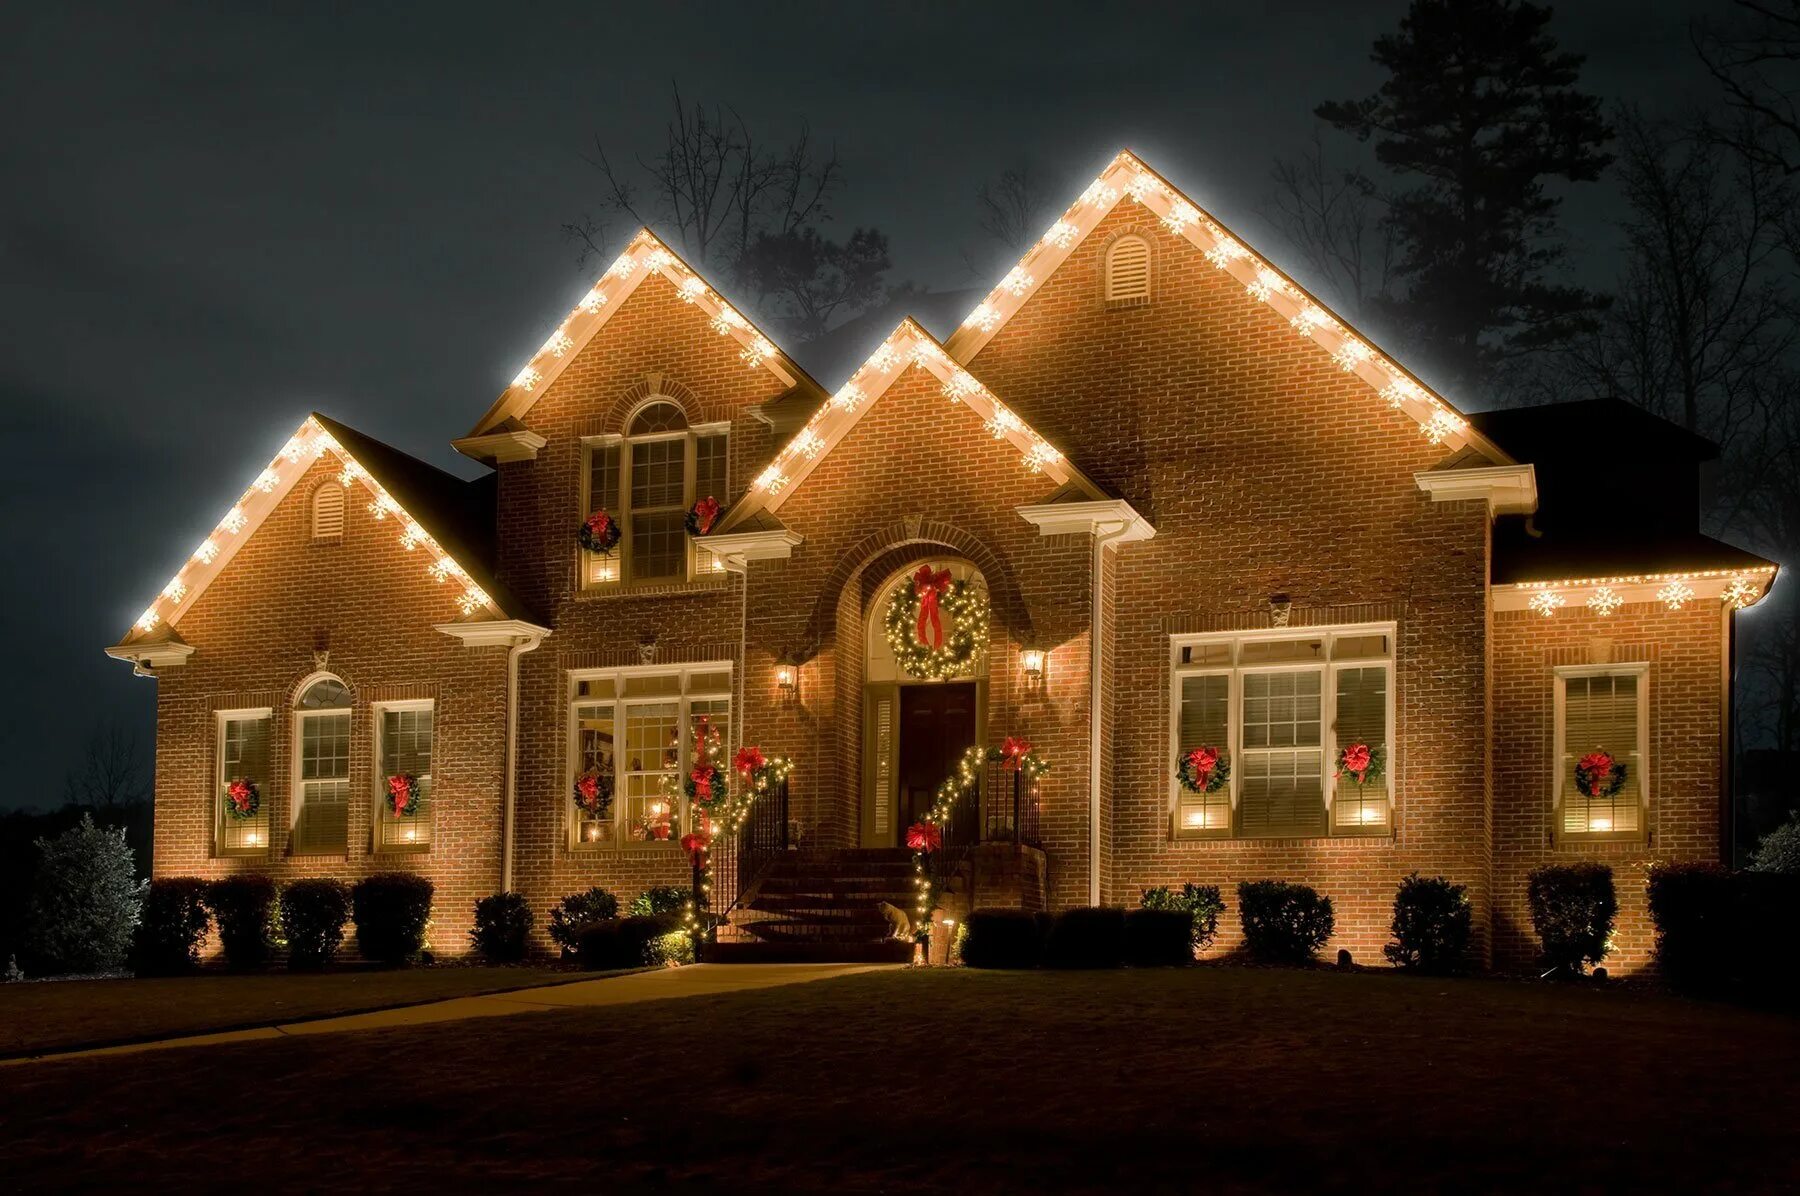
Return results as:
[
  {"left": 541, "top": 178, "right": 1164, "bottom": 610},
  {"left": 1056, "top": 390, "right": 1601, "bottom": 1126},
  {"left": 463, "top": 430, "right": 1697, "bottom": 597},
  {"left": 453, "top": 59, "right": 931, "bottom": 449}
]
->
[{"left": 703, "top": 939, "right": 914, "bottom": 964}]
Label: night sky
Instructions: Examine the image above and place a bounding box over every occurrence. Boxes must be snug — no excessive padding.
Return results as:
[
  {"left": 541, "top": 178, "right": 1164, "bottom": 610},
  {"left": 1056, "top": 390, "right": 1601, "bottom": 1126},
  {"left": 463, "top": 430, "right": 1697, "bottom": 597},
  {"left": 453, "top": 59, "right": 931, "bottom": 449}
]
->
[{"left": 0, "top": 2, "right": 1727, "bottom": 808}]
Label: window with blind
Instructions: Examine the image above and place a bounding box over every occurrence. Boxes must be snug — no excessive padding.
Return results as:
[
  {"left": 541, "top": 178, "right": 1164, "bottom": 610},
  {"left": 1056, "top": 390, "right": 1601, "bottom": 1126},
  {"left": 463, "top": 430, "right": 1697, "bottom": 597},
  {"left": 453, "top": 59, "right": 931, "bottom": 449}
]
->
[
  {"left": 215, "top": 709, "right": 272, "bottom": 855},
  {"left": 1106, "top": 235, "right": 1151, "bottom": 302},
  {"left": 581, "top": 401, "right": 728, "bottom": 587},
  {"left": 292, "top": 678, "right": 351, "bottom": 855},
  {"left": 568, "top": 664, "right": 732, "bottom": 848},
  {"left": 1556, "top": 667, "right": 1647, "bottom": 840},
  {"left": 1171, "top": 626, "right": 1394, "bottom": 839},
  {"left": 374, "top": 703, "right": 433, "bottom": 851}
]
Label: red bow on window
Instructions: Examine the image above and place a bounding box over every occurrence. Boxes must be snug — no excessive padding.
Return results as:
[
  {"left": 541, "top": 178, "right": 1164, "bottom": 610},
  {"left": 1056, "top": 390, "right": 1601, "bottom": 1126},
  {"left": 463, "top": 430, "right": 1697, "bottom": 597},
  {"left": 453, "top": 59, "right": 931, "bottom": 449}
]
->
[{"left": 913, "top": 566, "right": 952, "bottom": 650}]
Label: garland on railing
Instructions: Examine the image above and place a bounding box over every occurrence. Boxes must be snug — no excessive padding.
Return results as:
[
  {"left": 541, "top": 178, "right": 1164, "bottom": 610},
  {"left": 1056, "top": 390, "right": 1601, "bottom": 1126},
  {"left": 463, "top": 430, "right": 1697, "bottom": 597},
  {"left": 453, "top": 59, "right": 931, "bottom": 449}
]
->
[
  {"left": 907, "top": 739, "right": 1051, "bottom": 942},
  {"left": 681, "top": 741, "right": 793, "bottom": 937}
]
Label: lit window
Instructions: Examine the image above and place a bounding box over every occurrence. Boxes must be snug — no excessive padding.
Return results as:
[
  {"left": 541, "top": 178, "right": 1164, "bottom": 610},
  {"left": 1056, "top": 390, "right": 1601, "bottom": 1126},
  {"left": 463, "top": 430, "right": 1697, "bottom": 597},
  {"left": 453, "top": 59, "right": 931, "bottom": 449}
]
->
[
  {"left": 568, "top": 664, "right": 732, "bottom": 847},
  {"left": 1106, "top": 235, "right": 1151, "bottom": 303},
  {"left": 1555, "top": 666, "right": 1647, "bottom": 840},
  {"left": 312, "top": 482, "right": 346, "bottom": 540},
  {"left": 582, "top": 400, "right": 727, "bottom": 586},
  {"left": 374, "top": 702, "right": 433, "bottom": 851},
  {"left": 292, "top": 677, "right": 351, "bottom": 855},
  {"left": 216, "top": 708, "right": 272, "bottom": 855},
  {"left": 1171, "top": 627, "right": 1393, "bottom": 839}
]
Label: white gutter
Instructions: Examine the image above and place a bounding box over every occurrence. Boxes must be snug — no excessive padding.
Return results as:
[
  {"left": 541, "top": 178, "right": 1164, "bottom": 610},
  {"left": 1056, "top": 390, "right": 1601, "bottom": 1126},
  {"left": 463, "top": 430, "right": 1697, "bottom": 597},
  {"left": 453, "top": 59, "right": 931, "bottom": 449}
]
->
[
  {"left": 501, "top": 630, "right": 546, "bottom": 893},
  {"left": 1089, "top": 519, "right": 1137, "bottom": 906}
]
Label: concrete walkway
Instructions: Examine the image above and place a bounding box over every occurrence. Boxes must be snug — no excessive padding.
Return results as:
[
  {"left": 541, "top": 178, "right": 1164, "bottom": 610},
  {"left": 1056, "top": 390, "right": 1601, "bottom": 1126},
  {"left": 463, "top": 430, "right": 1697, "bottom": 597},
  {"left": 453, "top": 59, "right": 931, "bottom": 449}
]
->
[{"left": 1, "top": 963, "right": 885, "bottom": 1067}]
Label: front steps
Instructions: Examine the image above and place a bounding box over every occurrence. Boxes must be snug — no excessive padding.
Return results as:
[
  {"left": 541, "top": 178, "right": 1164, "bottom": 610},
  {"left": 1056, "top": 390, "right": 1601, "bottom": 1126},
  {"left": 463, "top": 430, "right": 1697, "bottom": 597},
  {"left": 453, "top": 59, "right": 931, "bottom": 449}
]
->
[{"left": 705, "top": 848, "right": 922, "bottom": 964}]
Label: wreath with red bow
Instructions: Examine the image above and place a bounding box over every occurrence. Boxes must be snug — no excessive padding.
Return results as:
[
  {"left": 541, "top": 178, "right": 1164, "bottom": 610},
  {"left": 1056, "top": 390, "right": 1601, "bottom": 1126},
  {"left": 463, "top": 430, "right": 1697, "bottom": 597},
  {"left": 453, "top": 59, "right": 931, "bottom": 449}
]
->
[
  {"left": 685, "top": 496, "right": 723, "bottom": 537},
  {"left": 577, "top": 509, "right": 622, "bottom": 555},
  {"left": 1574, "top": 751, "right": 1627, "bottom": 799},
  {"left": 386, "top": 773, "right": 422, "bottom": 817},
  {"left": 1336, "top": 743, "right": 1386, "bottom": 787},
  {"left": 685, "top": 763, "right": 725, "bottom": 806},
  {"left": 224, "top": 778, "right": 260, "bottom": 820},
  {"left": 883, "top": 566, "right": 991, "bottom": 681},
  {"left": 573, "top": 768, "right": 615, "bottom": 818},
  {"left": 1177, "top": 746, "right": 1230, "bottom": 794}
]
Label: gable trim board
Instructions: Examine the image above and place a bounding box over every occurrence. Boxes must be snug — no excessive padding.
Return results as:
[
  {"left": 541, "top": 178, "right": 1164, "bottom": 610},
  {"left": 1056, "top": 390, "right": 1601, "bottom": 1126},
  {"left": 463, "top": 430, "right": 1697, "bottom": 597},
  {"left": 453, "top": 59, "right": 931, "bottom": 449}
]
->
[
  {"left": 1493, "top": 566, "right": 1775, "bottom": 614},
  {"left": 111, "top": 414, "right": 508, "bottom": 660},
  {"left": 463, "top": 230, "right": 813, "bottom": 444}
]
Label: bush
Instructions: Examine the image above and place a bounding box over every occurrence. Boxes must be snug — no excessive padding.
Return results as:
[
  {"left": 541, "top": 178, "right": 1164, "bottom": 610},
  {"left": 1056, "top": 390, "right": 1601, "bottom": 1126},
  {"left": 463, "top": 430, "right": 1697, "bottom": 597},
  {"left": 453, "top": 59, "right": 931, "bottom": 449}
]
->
[
  {"left": 1383, "top": 874, "right": 1473, "bottom": 973},
  {"left": 130, "top": 878, "right": 212, "bottom": 976},
  {"left": 1527, "top": 862, "right": 1616, "bottom": 978},
  {"left": 1648, "top": 862, "right": 1800, "bottom": 999},
  {"left": 24, "top": 814, "right": 145, "bottom": 974},
  {"left": 280, "top": 879, "right": 352, "bottom": 970},
  {"left": 1123, "top": 909, "right": 1194, "bottom": 967},
  {"left": 959, "top": 908, "right": 1045, "bottom": 969},
  {"left": 471, "top": 892, "right": 534, "bottom": 962},
  {"left": 1752, "top": 816, "right": 1800, "bottom": 874},
  {"left": 575, "top": 915, "right": 686, "bottom": 969},
  {"left": 1237, "top": 881, "right": 1335, "bottom": 964},
  {"left": 548, "top": 887, "right": 620, "bottom": 956},
  {"left": 206, "top": 874, "right": 279, "bottom": 970},
  {"left": 1140, "top": 884, "right": 1225, "bottom": 955},
  {"left": 351, "top": 873, "right": 434, "bottom": 965},
  {"left": 1043, "top": 907, "right": 1127, "bottom": 969},
  {"left": 629, "top": 885, "right": 692, "bottom": 917}
]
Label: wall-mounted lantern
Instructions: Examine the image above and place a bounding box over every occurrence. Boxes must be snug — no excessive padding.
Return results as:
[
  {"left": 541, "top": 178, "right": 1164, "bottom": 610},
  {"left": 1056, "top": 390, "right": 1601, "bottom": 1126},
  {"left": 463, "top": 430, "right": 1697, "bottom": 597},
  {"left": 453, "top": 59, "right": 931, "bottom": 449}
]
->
[
  {"left": 1020, "top": 645, "right": 1046, "bottom": 682},
  {"left": 775, "top": 660, "right": 798, "bottom": 697}
]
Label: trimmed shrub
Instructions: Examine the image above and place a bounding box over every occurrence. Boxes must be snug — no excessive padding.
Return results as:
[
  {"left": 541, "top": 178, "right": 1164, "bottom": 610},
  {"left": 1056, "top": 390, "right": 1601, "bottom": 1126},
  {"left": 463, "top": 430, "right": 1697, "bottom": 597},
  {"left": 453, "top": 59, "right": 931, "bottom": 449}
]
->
[
  {"left": 1648, "top": 863, "right": 1800, "bottom": 999},
  {"left": 548, "top": 887, "right": 620, "bottom": 957},
  {"left": 25, "top": 814, "right": 145, "bottom": 974},
  {"left": 280, "top": 879, "right": 352, "bottom": 971},
  {"left": 1140, "top": 883, "right": 1225, "bottom": 955},
  {"left": 471, "top": 892, "right": 534, "bottom": 962},
  {"left": 575, "top": 915, "right": 685, "bottom": 970},
  {"left": 351, "top": 872, "right": 434, "bottom": 965},
  {"left": 1043, "top": 907, "right": 1127, "bottom": 969},
  {"left": 629, "top": 884, "right": 692, "bottom": 917},
  {"left": 206, "top": 874, "right": 279, "bottom": 970},
  {"left": 959, "top": 908, "right": 1045, "bottom": 969},
  {"left": 1383, "top": 874, "right": 1473, "bottom": 974},
  {"left": 1123, "top": 908, "right": 1193, "bottom": 967},
  {"left": 1527, "top": 862, "right": 1616, "bottom": 978},
  {"left": 130, "top": 878, "right": 212, "bottom": 976},
  {"left": 1237, "top": 881, "right": 1335, "bottom": 964},
  {"left": 1751, "top": 816, "right": 1800, "bottom": 874}
]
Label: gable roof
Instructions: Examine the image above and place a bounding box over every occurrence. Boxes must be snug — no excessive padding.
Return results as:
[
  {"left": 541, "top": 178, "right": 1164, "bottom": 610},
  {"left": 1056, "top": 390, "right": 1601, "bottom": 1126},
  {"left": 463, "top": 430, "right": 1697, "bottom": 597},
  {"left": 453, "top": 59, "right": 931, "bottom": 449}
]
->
[
  {"left": 112, "top": 414, "right": 526, "bottom": 653},
  {"left": 940, "top": 149, "right": 1509, "bottom": 463},
  {"left": 464, "top": 230, "right": 822, "bottom": 440},
  {"left": 714, "top": 319, "right": 1110, "bottom": 534}
]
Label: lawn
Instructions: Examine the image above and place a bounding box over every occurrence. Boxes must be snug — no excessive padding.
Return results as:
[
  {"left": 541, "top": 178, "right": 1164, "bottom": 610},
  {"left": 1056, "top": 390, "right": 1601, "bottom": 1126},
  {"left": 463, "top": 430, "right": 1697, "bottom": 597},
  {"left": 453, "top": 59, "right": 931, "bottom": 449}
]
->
[
  {"left": 0, "top": 965, "right": 578, "bottom": 1056},
  {"left": 3, "top": 965, "right": 1797, "bottom": 1192}
]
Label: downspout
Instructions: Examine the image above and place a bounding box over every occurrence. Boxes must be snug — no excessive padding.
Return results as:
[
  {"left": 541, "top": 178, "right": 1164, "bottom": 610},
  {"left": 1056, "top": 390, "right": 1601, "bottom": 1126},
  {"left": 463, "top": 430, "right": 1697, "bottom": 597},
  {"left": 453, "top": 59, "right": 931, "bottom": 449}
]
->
[
  {"left": 1090, "top": 520, "right": 1133, "bottom": 906},
  {"left": 501, "top": 630, "right": 546, "bottom": 893}
]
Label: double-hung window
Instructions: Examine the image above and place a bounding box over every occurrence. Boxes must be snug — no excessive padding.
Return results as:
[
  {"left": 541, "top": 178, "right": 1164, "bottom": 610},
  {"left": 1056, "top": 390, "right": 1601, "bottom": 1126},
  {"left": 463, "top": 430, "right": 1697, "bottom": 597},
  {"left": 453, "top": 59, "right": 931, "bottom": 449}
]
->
[
  {"left": 568, "top": 664, "right": 732, "bottom": 847},
  {"left": 1171, "top": 626, "right": 1394, "bottom": 839},
  {"left": 292, "top": 678, "right": 352, "bottom": 855},
  {"left": 1554, "top": 664, "right": 1648, "bottom": 841},
  {"left": 582, "top": 401, "right": 728, "bottom": 587},
  {"left": 215, "top": 708, "right": 272, "bottom": 855},
  {"left": 374, "top": 701, "right": 434, "bottom": 851}
]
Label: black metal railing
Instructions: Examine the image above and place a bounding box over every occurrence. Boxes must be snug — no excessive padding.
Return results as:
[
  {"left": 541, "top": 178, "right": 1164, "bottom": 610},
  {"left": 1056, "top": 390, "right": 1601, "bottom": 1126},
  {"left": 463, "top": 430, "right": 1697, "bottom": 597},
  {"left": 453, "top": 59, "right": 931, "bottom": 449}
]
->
[
  {"left": 700, "top": 778, "right": 790, "bottom": 919},
  {"left": 980, "top": 760, "right": 1042, "bottom": 848}
]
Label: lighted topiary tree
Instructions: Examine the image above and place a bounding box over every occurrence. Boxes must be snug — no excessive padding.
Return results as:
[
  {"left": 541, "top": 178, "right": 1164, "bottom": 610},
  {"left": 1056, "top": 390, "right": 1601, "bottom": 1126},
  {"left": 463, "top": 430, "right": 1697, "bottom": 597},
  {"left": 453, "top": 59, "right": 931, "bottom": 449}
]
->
[{"left": 25, "top": 814, "right": 145, "bottom": 974}]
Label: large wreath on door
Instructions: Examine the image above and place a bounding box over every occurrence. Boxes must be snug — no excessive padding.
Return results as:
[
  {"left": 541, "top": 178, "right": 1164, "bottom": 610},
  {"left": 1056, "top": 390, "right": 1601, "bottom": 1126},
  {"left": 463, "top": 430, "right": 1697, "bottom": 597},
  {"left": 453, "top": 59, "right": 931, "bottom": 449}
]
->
[{"left": 884, "top": 565, "right": 991, "bottom": 681}]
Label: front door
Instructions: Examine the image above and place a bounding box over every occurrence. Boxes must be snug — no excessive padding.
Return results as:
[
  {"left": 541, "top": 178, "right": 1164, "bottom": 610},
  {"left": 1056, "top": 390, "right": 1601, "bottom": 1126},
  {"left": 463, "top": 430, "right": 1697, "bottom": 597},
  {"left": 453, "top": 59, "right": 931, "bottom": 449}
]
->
[{"left": 896, "top": 682, "right": 978, "bottom": 845}]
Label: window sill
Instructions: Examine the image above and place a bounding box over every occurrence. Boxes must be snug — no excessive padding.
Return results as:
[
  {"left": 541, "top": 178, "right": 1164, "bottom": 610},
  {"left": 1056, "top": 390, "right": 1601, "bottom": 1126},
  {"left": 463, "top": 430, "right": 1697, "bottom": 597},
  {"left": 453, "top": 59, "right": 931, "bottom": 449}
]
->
[
  {"left": 287, "top": 848, "right": 350, "bottom": 859},
  {"left": 214, "top": 846, "right": 271, "bottom": 859},
  {"left": 576, "top": 576, "right": 733, "bottom": 601},
  {"left": 1172, "top": 831, "right": 1396, "bottom": 848},
  {"left": 374, "top": 842, "right": 431, "bottom": 856}
]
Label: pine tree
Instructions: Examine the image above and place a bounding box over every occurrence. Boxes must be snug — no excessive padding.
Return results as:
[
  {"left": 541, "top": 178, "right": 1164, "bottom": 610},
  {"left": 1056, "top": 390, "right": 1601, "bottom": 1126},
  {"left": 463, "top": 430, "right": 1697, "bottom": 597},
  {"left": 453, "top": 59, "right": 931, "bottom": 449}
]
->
[
  {"left": 1315, "top": 0, "right": 1613, "bottom": 389},
  {"left": 25, "top": 814, "right": 145, "bottom": 974}
]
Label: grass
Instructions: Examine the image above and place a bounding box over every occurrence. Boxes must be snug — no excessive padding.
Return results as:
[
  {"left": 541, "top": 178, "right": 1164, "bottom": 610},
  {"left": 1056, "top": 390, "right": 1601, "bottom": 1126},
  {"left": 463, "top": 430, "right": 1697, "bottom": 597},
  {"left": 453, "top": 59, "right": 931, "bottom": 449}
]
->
[
  {"left": 3, "top": 964, "right": 1798, "bottom": 1191},
  {"left": 0, "top": 964, "right": 578, "bottom": 1056}
]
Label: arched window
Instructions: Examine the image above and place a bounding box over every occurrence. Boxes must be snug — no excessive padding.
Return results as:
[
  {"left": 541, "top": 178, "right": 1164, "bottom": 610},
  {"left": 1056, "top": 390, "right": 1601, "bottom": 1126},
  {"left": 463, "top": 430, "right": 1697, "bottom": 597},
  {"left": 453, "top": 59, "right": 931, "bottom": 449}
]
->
[
  {"left": 293, "top": 676, "right": 351, "bottom": 854},
  {"left": 1105, "top": 235, "right": 1152, "bottom": 303},
  {"left": 311, "top": 482, "right": 346, "bottom": 540},
  {"left": 582, "top": 398, "right": 728, "bottom": 586}
]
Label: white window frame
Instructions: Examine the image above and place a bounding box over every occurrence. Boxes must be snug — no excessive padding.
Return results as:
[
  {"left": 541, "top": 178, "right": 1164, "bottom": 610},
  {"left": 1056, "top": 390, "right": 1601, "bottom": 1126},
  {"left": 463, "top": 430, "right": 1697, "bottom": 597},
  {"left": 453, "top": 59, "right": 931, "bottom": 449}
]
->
[
  {"left": 214, "top": 706, "right": 273, "bottom": 856},
  {"left": 291, "top": 674, "right": 353, "bottom": 856},
  {"left": 1552, "top": 662, "right": 1651, "bottom": 842},
  {"left": 372, "top": 698, "right": 434, "bottom": 853},
  {"left": 565, "top": 661, "right": 734, "bottom": 850},
  {"left": 1168, "top": 622, "right": 1397, "bottom": 840},
  {"left": 580, "top": 406, "right": 730, "bottom": 589}
]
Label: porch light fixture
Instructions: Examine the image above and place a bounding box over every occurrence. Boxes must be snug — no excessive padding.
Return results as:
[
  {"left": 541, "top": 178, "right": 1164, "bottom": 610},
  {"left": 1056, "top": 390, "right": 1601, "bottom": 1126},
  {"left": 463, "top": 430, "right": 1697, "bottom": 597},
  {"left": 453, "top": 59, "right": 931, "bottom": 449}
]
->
[
  {"left": 775, "top": 661, "right": 797, "bottom": 696},
  {"left": 1020, "top": 645, "right": 1045, "bottom": 681}
]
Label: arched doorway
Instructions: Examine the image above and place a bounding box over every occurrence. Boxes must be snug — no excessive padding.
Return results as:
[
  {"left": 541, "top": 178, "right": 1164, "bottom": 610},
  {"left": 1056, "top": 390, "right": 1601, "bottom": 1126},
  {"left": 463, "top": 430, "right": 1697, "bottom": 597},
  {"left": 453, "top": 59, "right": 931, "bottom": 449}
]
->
[{"left": 861, "top": 560, "right": 989, "bottom": 847}]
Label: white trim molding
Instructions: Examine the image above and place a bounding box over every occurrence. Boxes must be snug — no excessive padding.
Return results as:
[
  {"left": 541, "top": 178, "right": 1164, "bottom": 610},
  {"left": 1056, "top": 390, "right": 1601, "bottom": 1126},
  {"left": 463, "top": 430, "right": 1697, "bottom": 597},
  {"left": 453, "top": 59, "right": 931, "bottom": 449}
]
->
[
  {"left": 451, "top": 428, "right": 548, "bottom": 464},
  {"left": 434, "top": 619, "right": 553, "bottom": 649},
  {"left": 104, "top": 639, "right": 196, "bottom": 676},
  {"left": 698, "top": 529, "right": 804, "bottom": 573},
  {"left": 1494, "top": 567, "right": 1776, "bottom": 615},
  {"left": 1016, "top": 499, "right": 1155, "bottom": 543},
  {"left": 1413, "top": 464, "right": 1537, "bottom": 515}
]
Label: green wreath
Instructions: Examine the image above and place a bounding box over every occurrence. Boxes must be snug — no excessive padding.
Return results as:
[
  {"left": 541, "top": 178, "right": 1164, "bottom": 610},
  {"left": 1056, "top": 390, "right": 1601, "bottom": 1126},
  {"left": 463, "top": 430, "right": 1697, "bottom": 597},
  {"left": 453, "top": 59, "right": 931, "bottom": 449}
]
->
[{"left": 884, "top": 571, "right": 991, "bottom": 681}]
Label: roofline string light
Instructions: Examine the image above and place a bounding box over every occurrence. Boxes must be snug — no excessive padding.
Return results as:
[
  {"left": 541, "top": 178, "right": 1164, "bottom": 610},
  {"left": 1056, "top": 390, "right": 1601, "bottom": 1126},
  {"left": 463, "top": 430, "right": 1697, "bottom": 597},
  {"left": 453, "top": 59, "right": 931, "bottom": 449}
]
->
[
  {"left": 129, "top": 417, "right": 497, "bottom": 637},
  {"left": 947, "top": 150, "right": 1471, "bottom": 450},
  {"left": 1508, "top": 567, "right": 1774, "bottom": 618}
]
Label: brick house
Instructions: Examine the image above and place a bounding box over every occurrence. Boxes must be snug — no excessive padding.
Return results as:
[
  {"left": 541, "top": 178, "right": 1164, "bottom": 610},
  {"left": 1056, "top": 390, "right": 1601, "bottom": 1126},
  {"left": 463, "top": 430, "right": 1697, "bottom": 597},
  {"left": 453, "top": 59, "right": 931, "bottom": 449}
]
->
[{"left": 109, "top": 151, "right": 1774, "bottom": 973}]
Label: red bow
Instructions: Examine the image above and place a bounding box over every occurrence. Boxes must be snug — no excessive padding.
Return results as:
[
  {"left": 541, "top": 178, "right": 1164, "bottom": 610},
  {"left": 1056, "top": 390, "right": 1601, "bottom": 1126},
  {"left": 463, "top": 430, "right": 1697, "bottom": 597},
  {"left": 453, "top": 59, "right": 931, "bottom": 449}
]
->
[
  {"left": 690, "top": 767, "right": 713, "bottom": 801},
  {"left": 692, "top": 496, "right": 721, "bottom": 535},
  {"left": 680, "top": 832, "right": 706, "bottom": 860},
  {"left": 913, "top": 566, "right": 952, "bottom": 650},
  {"left": 1001, "top": 736, "right": 1032, "bottom": 770},
  {"left": 387, "top": 774, "right": 414, "bottom": 815},
  {"left": 1186, "top": 746, "right": 1219, "bottom": 785},
  {"left": 584, "top": 511, "right": 611, "bottom": 538},
  {"left": 906, "top": 820, "right": 943, "bottom": 853},
  {"left": 227, "top": 779, "right": 254, "bottom": 812},
  {"left": 1338, "top": 743, "right": 1372, "bottom": 784},
  {"left": 734, "top": 746, "right": 766, "bottom": 775}
]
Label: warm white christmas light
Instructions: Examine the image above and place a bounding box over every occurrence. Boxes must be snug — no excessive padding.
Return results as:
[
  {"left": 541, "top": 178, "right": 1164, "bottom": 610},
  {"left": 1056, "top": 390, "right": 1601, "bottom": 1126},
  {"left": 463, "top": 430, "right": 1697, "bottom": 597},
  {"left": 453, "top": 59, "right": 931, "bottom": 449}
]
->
[
  {"left": 1657, "top": 581, "right": 1696, "bottom": 610},
  {"left": 194, "top": 539, "right": 219, "bottom": 565},
  {"left": 512, "top": 366, "right": 541, "bottom": 392},
  {"left": 754, "top": 465, "right": 789, "bottom": 494},
  {"left": 1044, "top": 221, "right": 1079, "bottom": 249},
  {"left": 1586, "top": 587, "right": 1623, "bottom": 617},
  {"left": 543, "top": 330, "right": 574, "bottom": 357},
  {"left": 942, "top": 369, "right": 980, "bottom": 401},
  {"left": 1722, "top": 578, "right": 1760, "bottom": 608},
  {"left": 161, "top": 579, "right": 187, "bottom": 603},
  {"left": 677, "top": 276, "right": 707, "bottom": 303},
  {"left": 964, "top": 303, "right": 999, "bottom": 331},
  {"left": 1000, "top": 267, "right": 1034, "bottom": 296},
  {"left": 253, "top": 469, "right": 280, "bottom": 493},
  {"left": 831, "top": 383, "right": 864, "bottom": 412},
  {"left": 1528, "top": 591, "right": 1565, "bottom": 618}
]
